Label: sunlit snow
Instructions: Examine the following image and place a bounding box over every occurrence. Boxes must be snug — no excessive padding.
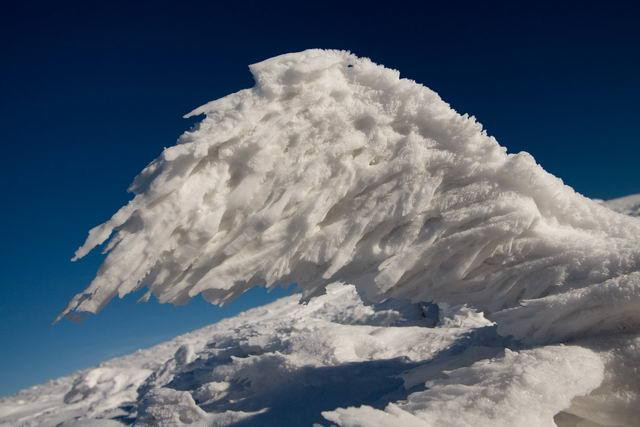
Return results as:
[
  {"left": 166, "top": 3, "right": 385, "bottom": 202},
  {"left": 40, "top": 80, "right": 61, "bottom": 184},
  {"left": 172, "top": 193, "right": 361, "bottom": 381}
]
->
[
  {"left": 606, "top": 193, "right": 640, "bottom": 217},
  {"left": 3, "top": 50, "right": 640, "bottom": 426}
]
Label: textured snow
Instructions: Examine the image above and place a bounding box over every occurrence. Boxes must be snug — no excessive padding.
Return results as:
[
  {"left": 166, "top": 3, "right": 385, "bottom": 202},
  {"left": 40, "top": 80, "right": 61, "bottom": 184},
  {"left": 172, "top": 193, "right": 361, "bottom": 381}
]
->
[
  {"left": 605, "top": 193, "right": 640, "bottom": 217},
  {"left": 58, "top": 50, "right": 640, "bottom": 350},
  {"left": 324, "top": 346, "right": 604, "bottom": 427},
  {"left": 6, "top": 50, "right": 640, "bottom": 425},
  {"left": 0, "top": 285, "right": 494, "bottom": 426},
  {"left": 0, "top": 284, "right": 611, "bottom": 426}
]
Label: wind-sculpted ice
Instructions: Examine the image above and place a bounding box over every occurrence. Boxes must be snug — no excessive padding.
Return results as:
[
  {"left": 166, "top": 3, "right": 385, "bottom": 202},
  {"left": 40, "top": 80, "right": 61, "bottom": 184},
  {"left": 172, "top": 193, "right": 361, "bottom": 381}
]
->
[
  {"left": 59, "top": 49, "right": 640, "bottom": 348},
  {"left": 46, "top": 49, "right": 640, "bottom": 424}
]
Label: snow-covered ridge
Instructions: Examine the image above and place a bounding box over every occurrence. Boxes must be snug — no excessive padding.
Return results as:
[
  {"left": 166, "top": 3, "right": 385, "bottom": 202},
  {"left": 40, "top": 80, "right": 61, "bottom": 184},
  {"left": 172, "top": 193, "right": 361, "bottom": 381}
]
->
[{"left": 59, "top": 50, "right": 640, "bottom": 347}]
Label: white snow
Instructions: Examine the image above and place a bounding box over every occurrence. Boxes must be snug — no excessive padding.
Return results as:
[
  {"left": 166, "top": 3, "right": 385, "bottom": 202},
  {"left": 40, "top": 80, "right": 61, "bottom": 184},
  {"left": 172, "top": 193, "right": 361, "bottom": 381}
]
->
[
  {"left": 0, "top": 284, "right": 490, "bottom": 426},
  {"left": 324, "top": 346, "right": 604, "bottom": 427},
  {"left": 57, "top": 50, "right": 640, "bottom": 349},
  {"left": 605, "top": 193, "right": 640, "bottom": 217},
  {"left": 0, "top": 284, "right": 611, "bottom": 426},
  {"left": 3, "top": 50, "right": 639, "bottom": 425}
]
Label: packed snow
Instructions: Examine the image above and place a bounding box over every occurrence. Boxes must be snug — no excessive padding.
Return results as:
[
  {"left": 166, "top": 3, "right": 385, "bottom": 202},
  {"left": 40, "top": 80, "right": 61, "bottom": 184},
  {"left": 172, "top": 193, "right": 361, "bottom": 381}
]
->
[
  {"left": 58, "top": 50, "right": 640, "bottom": 347},
  {"left": 3, "top": 50, "right": 639, "bottom": 425}
]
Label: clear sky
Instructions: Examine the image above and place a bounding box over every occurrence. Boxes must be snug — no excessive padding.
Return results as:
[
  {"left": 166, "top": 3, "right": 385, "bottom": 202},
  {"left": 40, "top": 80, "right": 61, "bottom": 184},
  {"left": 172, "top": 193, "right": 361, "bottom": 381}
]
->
[{"left": 1, "top": 1, "right": 639, "bottom": 396}]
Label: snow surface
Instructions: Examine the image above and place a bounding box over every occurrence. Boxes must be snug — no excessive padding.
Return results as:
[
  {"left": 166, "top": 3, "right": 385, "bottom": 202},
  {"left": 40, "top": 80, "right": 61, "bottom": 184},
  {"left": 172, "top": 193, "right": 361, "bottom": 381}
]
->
[
  {"left": 0, "top": 284, "right": 608, "bottom": 426},
  {"left": 605, "top": 194, "right": 640, "bottom": 217},
  {"left": 3, "top": 50, "right": 640, "bottom": 425}
]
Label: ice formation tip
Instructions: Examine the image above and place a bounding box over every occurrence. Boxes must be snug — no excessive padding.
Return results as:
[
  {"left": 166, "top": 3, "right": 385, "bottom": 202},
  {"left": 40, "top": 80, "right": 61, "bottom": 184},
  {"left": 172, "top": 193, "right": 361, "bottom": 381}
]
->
[{"left": 59, "top": 49, "right": 640, "bottom": 346}]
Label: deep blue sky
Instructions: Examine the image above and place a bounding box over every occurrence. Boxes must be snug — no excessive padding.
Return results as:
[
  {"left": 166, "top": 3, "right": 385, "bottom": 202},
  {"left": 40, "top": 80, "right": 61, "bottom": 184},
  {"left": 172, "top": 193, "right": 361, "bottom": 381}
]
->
[{"left": 1, "top": 1, "right": 639, "bottom": 396}]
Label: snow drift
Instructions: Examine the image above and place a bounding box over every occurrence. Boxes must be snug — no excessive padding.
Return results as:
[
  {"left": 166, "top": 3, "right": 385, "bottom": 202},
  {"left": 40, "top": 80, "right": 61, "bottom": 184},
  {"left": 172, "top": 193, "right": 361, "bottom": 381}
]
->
[{"left": 17, "top": 49, "right": 638, "bottom": 425}]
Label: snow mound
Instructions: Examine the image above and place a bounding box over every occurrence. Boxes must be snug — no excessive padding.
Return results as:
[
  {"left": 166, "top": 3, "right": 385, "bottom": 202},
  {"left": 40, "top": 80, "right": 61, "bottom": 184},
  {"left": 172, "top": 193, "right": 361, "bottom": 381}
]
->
[
  {"left": 1, "top": 284, "right": 615, "bottom": 426},
  {"left": 59, "top": 50, "right": 640, "bottom": 348}
]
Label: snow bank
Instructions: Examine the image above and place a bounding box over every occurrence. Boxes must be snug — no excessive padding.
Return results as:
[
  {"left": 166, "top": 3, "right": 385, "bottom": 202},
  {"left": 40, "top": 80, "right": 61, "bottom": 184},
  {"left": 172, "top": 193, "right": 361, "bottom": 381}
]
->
[{"left": 59, "top": 49, "right": 640, "bottom": 347}]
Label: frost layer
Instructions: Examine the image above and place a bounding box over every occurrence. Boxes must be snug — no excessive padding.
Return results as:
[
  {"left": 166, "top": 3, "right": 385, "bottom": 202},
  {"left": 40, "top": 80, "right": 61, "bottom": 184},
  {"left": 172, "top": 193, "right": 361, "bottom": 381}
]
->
[{"left": 59, "top": 49, "right": 640, "bottom": 346}]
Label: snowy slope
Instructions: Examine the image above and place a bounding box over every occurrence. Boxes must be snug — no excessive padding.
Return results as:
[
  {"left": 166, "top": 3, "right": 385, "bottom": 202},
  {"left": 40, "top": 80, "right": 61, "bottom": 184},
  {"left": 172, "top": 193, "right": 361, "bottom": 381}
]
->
[
  {"left": 3, "top": 50, "right": 640, "bottom": 426},
  {"left": 0, "top": 284, "right": 607, "bottom": 426}
]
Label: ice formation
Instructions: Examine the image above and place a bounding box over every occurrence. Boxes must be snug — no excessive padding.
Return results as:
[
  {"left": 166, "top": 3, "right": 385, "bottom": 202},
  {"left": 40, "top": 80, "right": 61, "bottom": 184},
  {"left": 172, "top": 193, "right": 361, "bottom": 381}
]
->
[
  {"left": 606, "top": 193, "right": 640, "bottom": 217},
  {"left": 6, "top": 50, "right": 638, "bottom": 425},
  {"left": 58, "top": 50, "right": 640, "bottom": 347}
]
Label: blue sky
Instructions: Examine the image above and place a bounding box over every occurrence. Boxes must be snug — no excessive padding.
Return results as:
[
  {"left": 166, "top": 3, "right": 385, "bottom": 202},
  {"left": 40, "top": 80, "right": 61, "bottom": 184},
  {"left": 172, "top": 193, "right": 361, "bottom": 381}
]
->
[{"left": 1, "top": 1, "right": 639, "bottom": 396}]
